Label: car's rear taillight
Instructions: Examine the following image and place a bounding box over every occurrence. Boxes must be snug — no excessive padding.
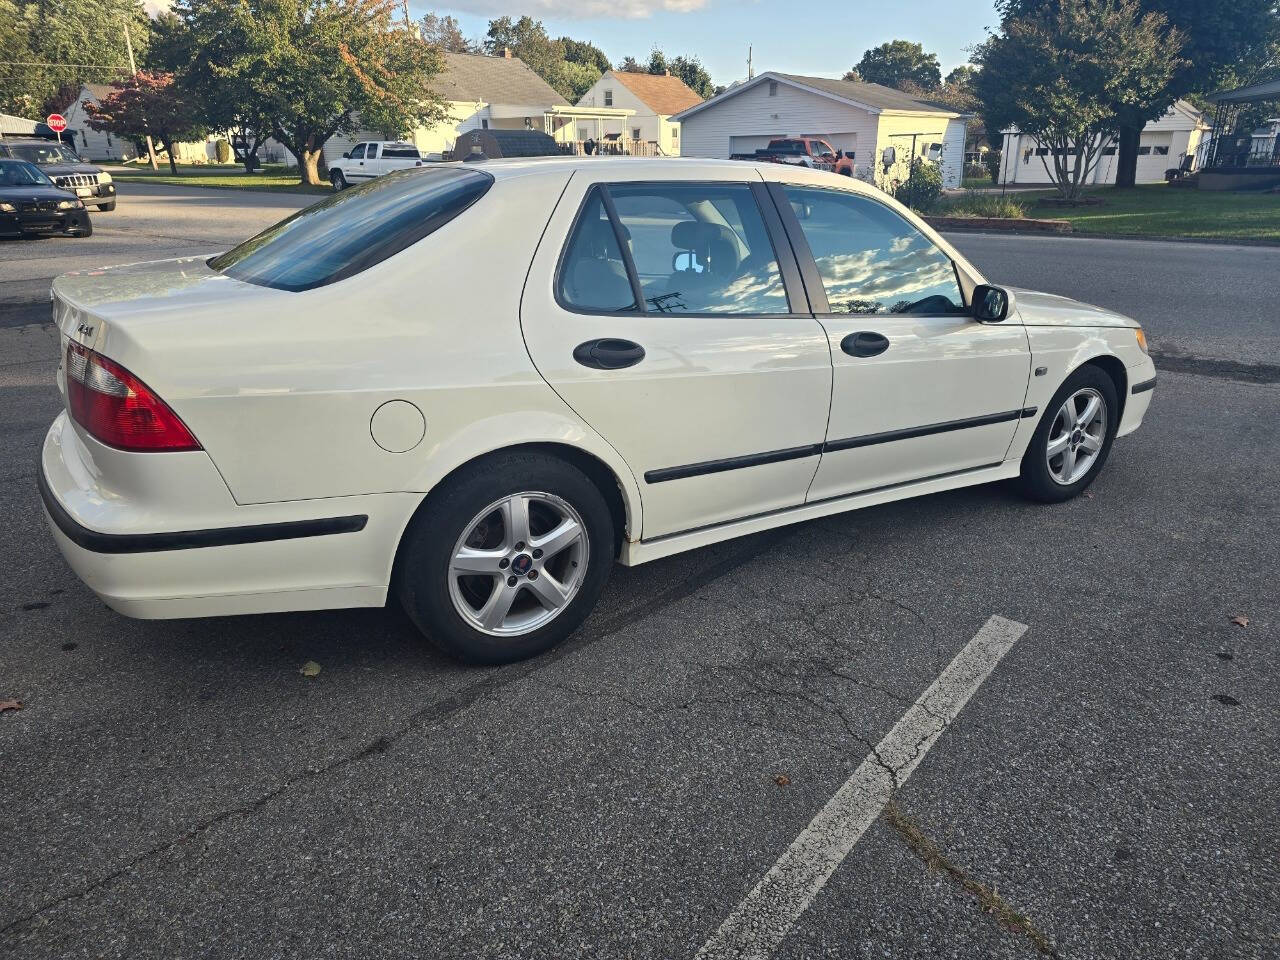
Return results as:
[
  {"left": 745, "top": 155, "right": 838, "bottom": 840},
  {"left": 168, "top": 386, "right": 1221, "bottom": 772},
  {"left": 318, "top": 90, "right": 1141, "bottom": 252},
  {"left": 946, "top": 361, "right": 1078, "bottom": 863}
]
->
[{"left": 65, "top": 341, "right": 201, "bottom": 452}]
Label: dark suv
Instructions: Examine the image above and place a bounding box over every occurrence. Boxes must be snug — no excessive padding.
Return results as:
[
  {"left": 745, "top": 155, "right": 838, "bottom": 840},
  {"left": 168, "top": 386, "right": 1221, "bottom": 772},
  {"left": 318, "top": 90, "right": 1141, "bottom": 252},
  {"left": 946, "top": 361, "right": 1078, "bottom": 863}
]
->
[{"left": 0, "top": 139, "right": 116, "bottom": 211}]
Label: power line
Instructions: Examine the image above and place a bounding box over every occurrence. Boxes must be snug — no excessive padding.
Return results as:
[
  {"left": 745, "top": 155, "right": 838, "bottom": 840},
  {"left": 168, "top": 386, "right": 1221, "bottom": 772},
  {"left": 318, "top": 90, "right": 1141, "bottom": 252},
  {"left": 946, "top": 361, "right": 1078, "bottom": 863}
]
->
[{"left": 0, "top": 60, "right": 129, "bottom": 69}]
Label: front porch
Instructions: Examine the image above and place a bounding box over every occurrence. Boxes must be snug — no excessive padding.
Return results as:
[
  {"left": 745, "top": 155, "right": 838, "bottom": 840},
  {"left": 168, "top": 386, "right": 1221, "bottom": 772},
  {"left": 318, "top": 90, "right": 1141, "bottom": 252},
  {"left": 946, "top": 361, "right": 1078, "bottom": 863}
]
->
[{"left": 1199, "top": 78, "right": 1280, "bottom": 191}]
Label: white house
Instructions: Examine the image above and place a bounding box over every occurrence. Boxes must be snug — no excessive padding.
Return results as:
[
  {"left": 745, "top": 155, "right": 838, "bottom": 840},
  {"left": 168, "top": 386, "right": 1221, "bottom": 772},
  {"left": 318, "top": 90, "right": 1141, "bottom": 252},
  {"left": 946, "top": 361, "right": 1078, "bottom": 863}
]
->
[
  {"left": 997, "top": 100, "right": 1210, "bottom": 185},
  {"left": 62, "top": 83, "right": 220, "bottom": 163},
  {"left": 575, "top": 69, "right": 703, "bottom": 156},
  {"left": 670, "top": 71, "right": 969, "bottom": 188},
  {"left": 306, "top": 50, "right": 633, "bottom": 164}
]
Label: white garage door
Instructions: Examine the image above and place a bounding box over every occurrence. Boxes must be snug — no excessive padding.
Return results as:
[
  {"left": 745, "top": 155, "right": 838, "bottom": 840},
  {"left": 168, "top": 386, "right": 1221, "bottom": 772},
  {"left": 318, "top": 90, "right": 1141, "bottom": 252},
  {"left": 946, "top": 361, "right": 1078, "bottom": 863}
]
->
[{"left": 729, "top": 135, "right": 782, "bottom": 155}]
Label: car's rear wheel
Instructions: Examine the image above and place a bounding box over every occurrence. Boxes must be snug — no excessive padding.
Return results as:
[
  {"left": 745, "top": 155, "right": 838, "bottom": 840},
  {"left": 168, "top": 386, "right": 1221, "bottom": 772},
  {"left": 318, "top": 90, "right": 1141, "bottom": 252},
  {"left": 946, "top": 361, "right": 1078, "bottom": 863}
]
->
[
  {"left": 396, "top": 452, "right": 615, "bottom": 664},
  {"left": 330, "top": 170, "right": 348, "bottom": 191},
  {"left": 1018, "top": 365, "right": 1119, "bottom": 502}
]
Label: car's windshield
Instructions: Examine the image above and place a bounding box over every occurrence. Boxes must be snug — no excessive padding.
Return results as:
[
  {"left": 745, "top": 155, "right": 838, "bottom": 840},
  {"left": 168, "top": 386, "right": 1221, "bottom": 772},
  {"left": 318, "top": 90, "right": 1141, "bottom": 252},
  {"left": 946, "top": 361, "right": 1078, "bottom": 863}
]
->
[
  {"left": 209, "top": 166, "right": 492, "bottom": 292},
  {"left": 0, "top": 159, "right": 54, "bottom": 186},
  {"left": 10, "top": 143, "right": 80, "bottom": 165}
]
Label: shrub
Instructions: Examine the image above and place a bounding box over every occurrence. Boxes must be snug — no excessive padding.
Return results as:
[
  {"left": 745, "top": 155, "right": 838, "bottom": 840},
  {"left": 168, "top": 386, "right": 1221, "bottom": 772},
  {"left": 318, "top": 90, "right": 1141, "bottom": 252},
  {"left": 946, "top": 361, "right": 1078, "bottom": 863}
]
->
[
  {"left": 892, "top": 158, "right": 943, "bottom": 211},
  {"left": 937, "top": 191, "right": 1028, "bottom": 219},
  {"left": 215, "top": 138, "right": 232, "bottom": 164},
  {"left": 983, "top": 149, "right": 1002, "bottom": 184}
]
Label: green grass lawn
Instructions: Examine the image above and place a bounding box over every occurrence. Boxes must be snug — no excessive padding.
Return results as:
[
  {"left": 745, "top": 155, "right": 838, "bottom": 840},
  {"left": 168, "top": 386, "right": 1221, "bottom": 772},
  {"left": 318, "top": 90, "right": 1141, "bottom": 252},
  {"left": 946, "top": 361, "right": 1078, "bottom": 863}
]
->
[
  {"left": 1019, "top": 184, "right": 1280, "bottom": 242},
  {"left": 109, "top": 164, "right": 331, "bottom": 195},
  {"left": 961, "top": 176, "right": 996, "bottom": 189}
]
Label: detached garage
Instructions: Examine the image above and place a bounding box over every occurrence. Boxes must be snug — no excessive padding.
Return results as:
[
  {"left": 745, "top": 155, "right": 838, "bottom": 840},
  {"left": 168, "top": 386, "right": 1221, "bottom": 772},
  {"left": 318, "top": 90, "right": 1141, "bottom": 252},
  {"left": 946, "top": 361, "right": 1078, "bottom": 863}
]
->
[{"left": 670, "top": 72, "right": 969, "bottom": 188}]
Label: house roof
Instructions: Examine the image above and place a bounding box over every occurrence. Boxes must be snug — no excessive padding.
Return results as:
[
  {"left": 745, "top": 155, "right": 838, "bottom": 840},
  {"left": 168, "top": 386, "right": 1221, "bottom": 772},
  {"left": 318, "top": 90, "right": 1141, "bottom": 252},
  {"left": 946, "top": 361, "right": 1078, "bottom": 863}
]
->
[
  {"left": 610, "top": 71, "right": 703, "bottom": 116},
  {"left": 81, "top": 83, "right": 116, "bottom": 101},
  {"left": 0, "top": 113, "right": 40, "bottom": 135},
  {"left": 1208, "top": 77, "right": 1280, "bottom": 104},
  {"left": 431, "top": 51, "right": 568, "bottom": 107},
  {"left": 671, "top": 71, "right": 962, "bottom": 122}
]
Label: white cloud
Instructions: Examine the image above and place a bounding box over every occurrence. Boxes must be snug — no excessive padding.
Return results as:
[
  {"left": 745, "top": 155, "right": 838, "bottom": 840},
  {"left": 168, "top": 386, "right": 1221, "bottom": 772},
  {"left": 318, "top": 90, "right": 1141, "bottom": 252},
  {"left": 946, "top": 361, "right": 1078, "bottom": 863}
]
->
[{"left": 439, "top": 0, "right": 709, "bottom": 19}]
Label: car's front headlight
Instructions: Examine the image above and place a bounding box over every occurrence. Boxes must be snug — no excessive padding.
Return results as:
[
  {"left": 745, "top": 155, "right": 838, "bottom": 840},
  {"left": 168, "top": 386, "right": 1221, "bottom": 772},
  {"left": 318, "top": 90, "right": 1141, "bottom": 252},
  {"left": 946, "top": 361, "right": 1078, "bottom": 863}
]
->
[
  {"left": 0, "top": 202, "right": 15, "bottom": 213},
  {"left": 1134, "top": 326, "right": 1149, "bottom": 355},
  {"left": 57, "top": 199, "right": 84, "bottom": 210},
  {"left": 97, "top": 171, "right": 112, "bottom": 184}
]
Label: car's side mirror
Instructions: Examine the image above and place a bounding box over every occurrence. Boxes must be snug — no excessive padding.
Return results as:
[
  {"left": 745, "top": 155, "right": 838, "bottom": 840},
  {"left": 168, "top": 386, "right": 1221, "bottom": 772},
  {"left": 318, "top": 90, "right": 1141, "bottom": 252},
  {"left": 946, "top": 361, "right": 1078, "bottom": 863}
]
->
[
  {"left": 342, "top": 152, "right": 350, "bottom": 159},
  {"left": 972, "top": 284, "right": 1010, "bottom": 322}
]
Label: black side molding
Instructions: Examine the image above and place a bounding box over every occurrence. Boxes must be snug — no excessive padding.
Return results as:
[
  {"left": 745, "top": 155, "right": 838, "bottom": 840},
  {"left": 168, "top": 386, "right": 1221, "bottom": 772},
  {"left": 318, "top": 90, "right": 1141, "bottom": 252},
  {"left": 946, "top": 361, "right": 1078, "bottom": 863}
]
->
[
  {"left": 1131, "top": 378, "right": 1156, "bottom": 395},
  {"left": 645, "top": 444, "right": 822, "bottom": 484},
  {"left": 823, "top": 409, "right": 1025, "bottom": 453},
  {"left": 38, "top": 465, "right": 367, "bottom": 554}
]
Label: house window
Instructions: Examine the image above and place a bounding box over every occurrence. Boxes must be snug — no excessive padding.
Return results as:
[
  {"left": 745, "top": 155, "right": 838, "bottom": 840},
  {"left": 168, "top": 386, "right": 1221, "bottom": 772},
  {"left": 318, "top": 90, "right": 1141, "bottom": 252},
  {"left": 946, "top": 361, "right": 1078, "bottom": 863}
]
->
[
  {"left": 481, "top": 119, "right": 489, "bottom": 129},
  {"left": 632, "top": 127, "right": 641, "bottom": 140},
  {"left": 604, "top": 89, "right": 613, "bottom": 107},
  {"left": 1137, "top": 145, "right": 1151, "bottom": 156},
  {"left": 768, "top": 81, "right": 778, "bottom": 97},
  {"left": 1035, "top": 147, "right": 1050, "bottom": 156}
]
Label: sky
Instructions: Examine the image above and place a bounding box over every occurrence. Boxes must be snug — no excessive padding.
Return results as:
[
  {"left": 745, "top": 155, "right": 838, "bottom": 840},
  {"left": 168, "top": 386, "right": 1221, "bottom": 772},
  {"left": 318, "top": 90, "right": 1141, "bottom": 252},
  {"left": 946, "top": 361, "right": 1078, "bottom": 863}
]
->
[{"left": 409, "top": 0, "right": 1004, "bottom": 86}]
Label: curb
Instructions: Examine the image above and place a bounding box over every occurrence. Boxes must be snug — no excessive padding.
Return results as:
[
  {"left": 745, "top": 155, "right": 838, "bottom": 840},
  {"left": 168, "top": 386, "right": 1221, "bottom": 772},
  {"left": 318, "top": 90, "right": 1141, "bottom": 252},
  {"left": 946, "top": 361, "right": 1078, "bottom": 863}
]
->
[
  {"left": 924, "top": 216, "right": 1071, "bottom": 233},
  {"left": 934, "top": 225, "right": 1280, "bottom": 247}
]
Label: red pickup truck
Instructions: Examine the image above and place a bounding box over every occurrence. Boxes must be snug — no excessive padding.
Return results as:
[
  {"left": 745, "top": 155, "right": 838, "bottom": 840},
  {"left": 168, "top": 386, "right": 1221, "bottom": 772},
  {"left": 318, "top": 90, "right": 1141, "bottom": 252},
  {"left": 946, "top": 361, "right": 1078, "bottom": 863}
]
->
[{"left": 730, "top": 137, "right": 856, "bottom": 176}]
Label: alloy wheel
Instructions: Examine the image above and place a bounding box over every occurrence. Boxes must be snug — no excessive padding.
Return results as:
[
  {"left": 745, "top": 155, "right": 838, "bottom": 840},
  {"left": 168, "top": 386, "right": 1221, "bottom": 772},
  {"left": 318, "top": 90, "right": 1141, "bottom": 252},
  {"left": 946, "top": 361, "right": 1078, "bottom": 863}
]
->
[
  {"left": 1046, "top": 387, "right": 1107, "bottom": 485},
  {"left": 447, "top": 492, "right": 589, "bottom": 637}
]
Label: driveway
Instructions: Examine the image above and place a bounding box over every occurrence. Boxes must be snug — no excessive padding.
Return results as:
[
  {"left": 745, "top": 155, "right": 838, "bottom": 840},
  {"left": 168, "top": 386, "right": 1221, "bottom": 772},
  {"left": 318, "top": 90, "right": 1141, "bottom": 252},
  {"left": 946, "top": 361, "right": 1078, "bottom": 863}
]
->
[{"left": 1, "top": 184, "right": 1276, "bottom": 959}]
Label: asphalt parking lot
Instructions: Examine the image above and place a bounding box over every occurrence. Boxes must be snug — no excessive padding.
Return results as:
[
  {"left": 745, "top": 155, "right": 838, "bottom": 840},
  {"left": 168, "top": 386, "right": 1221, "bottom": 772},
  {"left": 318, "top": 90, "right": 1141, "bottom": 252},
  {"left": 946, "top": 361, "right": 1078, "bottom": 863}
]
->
[{"left": 2, "top": 184, "right": 1277, "bottom": 959}]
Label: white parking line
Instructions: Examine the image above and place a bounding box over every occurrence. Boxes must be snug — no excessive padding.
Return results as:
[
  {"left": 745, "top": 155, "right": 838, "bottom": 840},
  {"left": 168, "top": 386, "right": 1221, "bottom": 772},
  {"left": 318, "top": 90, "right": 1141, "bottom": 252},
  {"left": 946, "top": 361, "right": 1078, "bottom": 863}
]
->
[{"left": 696, "top": 614, "right": 1030, "bottom": 960}]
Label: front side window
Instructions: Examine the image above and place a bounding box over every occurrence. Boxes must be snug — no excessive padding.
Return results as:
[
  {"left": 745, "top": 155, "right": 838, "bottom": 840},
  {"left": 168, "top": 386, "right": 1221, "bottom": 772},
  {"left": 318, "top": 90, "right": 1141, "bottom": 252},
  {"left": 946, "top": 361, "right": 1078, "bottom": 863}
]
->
[
  {"left": 557, "top": 183, "right": 791, "bottom": 315},
  {"left": 349, "top": 143, "right": 366, "bottom": 159},
  {"left": 209, "top": 166, "right": 492, "bottom": 292},
  {"left": 782, "top": 185, "right": 964, "bottom": 316}
]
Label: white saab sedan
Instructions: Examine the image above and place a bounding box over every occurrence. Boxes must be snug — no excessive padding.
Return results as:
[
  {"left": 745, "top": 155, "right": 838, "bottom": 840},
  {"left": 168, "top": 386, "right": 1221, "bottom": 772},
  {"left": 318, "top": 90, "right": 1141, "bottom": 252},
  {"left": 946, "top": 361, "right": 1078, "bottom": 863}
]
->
[{"left": 40, "top": 158, "right": 1155, "bottom": 663}]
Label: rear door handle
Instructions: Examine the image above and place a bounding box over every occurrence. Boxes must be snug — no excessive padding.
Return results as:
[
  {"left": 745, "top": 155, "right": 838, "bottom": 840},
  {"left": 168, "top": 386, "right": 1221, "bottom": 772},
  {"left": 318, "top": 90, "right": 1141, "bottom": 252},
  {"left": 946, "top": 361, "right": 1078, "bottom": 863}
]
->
[
  {"left": 841, "top": 331, "right": 890, "bottom": 358},
  {"left": 573, "top": 338, "right": 646, "bottom": 370}
]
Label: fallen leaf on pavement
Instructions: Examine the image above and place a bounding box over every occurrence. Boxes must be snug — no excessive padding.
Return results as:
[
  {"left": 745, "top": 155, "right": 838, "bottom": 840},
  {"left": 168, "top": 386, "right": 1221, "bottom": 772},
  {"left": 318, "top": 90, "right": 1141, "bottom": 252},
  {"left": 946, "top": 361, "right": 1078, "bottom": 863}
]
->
[
  {"left": 0, "top": 699, "right": 23, "bottom": 713},
  {"left": 300, "top": 661, "right": 322, "bottom": 678},
  {"left": 774, "top": 774, "right": 791, "bottom": 787},
  {"left": 1230, "top": 615, "right": 1249, "bottom": 628}
]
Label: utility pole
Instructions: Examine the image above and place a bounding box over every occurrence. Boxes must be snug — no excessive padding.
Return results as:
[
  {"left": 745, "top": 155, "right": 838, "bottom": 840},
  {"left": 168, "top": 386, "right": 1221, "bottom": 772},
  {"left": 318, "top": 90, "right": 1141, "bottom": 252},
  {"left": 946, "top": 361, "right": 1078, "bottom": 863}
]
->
[{"left": 123, "top": 22, "right": 159, "bottom": 171}]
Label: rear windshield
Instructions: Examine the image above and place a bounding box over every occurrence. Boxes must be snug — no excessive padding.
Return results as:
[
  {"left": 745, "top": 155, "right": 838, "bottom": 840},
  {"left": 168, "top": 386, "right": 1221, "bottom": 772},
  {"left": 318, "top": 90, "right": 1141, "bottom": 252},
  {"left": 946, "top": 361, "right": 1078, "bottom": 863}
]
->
[
  {"left": 209, "top": 166, "right": 492, "bottom": 292},
  {"left": 382, "top": 146, "right": 421, "bottom": 158}
]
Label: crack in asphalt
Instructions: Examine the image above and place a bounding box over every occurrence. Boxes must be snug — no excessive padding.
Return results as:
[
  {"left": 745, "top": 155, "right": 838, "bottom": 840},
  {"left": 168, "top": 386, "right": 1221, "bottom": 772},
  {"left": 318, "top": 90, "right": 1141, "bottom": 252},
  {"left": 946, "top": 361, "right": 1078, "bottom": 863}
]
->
[
  {"left": 0, "top": 528, "right": 794, "bottom": 938},
  {"left": 884, "top": 799, "right": 1061, "bottom": 957},
  {"left": 1148, "top": 350, "right": 1280, "bottom": 385}
]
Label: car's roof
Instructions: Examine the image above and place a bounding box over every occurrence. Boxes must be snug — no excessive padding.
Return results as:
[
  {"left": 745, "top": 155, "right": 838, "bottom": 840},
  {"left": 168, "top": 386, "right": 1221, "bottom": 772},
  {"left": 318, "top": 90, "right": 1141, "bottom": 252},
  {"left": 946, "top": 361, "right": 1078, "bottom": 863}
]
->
[{"left": 472, "top": 155, "right": 791, "bottom": 180}]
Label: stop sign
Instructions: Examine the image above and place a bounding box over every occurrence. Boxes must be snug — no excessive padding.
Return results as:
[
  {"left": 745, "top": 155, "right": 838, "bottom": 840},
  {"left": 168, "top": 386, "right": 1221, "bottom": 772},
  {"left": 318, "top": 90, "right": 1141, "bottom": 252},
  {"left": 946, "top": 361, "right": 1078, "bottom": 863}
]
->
[{"left": 46, "top": 113, "right": 67, "bottom": 133}]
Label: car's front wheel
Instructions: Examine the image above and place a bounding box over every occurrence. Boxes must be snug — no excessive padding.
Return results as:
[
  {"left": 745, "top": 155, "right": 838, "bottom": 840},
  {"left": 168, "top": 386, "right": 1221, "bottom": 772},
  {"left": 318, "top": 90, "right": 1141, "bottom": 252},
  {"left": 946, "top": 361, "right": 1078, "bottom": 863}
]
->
[
  {"left": 330, "top": 169, "right": 348, "bottom": 191},
  {"left": 396, "top": 452, "right": 615, "bottom": 664},
  {"left": 98, "top": 200, "right": 116, "bottom": 212},
  {"left": 1018, "top": 365, "right": 1119, "bottom": 502}
]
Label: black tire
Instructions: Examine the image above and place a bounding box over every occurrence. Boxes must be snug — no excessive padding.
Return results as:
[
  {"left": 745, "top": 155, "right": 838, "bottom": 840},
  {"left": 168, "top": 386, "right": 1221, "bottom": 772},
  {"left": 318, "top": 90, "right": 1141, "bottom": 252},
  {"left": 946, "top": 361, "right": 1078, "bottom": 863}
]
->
[
  {"left": 396, "top": 452, "right": 615, "bottom": 665},
  {"left": 330, "top": 169, "right": 347, "bottom": 191},
  {"left": 98, "top": 200, "right": 116, "bottom": 212},
  {"left": 1018, "top": 364, "right": 1120, "bottom": 503}
]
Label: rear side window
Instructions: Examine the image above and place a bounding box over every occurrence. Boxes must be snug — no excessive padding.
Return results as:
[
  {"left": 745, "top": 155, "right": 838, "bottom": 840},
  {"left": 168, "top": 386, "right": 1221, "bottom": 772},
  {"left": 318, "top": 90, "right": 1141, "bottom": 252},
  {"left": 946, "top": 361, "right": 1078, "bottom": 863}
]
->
[
  {"left": 382, "top": 146, "right": 421, "bottom": 158},
  {"left": 558, "top": 182, "right": 790, "bottom": 316},
  {"left": 210, "top": 167, "right": 491, "bottom": 292}
]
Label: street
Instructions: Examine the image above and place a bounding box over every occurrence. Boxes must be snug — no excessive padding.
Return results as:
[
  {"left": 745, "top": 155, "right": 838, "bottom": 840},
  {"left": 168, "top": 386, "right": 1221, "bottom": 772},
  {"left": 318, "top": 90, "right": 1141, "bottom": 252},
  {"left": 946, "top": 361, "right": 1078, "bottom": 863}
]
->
[{"left": 1, "top": 184, "right": 1277, "bottom": 959}]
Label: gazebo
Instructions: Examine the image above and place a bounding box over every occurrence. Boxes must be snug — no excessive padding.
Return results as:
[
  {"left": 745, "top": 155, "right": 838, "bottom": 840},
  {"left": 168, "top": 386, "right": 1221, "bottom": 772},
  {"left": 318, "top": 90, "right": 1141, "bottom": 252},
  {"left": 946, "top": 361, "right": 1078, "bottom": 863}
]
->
[{"left": 1200, "top": 77, "right": 1280, "bottom": 190}]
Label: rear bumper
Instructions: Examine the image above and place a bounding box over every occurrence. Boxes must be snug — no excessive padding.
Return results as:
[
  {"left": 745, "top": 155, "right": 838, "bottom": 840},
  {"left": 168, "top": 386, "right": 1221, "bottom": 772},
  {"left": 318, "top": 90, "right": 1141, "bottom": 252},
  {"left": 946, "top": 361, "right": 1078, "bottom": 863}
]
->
[{"left": 39, "top": 412, "right": 418, "bottom": 618}]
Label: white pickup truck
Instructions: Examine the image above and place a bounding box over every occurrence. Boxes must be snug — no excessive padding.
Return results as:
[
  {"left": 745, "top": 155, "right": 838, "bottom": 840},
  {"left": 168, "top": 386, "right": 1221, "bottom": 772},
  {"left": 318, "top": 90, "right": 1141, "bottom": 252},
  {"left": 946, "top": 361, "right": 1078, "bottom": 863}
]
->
[{"left": 328, "top": 141, "right": 424, "bottom": 190}]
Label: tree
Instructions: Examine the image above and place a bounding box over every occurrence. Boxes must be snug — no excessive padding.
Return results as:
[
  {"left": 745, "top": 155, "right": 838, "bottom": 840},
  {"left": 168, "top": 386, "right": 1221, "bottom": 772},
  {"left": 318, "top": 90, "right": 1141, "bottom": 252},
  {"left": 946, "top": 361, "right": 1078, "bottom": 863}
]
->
[
  {"left": 175, "top": 0, "right": 447, "bottom": 185},
  {"left": 484, "top": 16, "right": 565, "bottom": 82},
  {"left": 975, "top": 0, "right": 1183, "bottom": 199},
  {"left": 420, "top": 13, "right": 478, "bottom": 53},
  {"left": 851, "top": 40, "right": 942, "bottom": 90},
  {"left": 616, "top": 48, "right": 715, "bottom": 100},
  {"left": 561, "top": 36, "right": 611, "bottom": 74},
  {"left": 0, "top": 0, "right": 143, "bottom": 117},
  {"left": 945, "top": 64, "right": 979, "bottom": 89},
  {"left": 1000, "top": 0, "right": 1279, "bottom": 186},
  {"left": 85, "top": 71, "right": 204, "bottom": 174}
]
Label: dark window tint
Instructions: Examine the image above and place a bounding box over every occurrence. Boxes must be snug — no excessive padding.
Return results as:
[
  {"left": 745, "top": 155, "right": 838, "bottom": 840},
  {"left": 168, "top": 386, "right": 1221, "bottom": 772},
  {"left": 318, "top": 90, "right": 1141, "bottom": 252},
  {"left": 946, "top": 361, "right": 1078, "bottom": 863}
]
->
[
  {"left": 558, "top": 191, "right": 637, "bottom": 313},
  {"left": 782, "top": 185, "right": 964, "bottom": 316},
  {"left": 608, "top": 182, "right": 789, "bottom": 314},
  {"left": 10, "top": 142, "right": 79, "bottom": 164},
  {"left": 0, "top": 159, "right": 53, "bottom": 186},
  {"left": 209, "top": 167, "right": 491, "bottom": 292},
  {"left": 349, "top": 144, "right": 366, "bottom": 159},
  {"left": 382, "top": 146, "right": 420, "bottom": 158}
]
